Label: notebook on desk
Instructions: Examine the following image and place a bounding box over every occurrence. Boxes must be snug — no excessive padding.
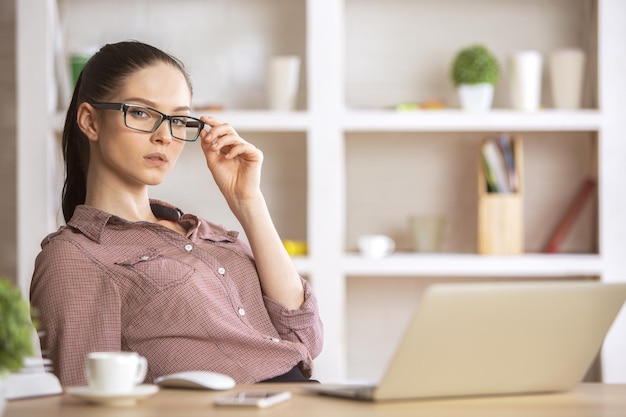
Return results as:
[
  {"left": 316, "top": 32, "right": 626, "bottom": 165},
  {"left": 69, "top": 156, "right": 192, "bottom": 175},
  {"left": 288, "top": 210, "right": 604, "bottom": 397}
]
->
[{"left": 309, "top": 280, "right": 626, "bottom": 402}]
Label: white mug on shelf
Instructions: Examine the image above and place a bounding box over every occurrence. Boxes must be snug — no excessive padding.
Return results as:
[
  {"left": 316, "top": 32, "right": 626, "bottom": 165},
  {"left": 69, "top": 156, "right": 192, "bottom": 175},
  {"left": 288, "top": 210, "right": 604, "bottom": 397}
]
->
[
  {"left": 508, "top": 50, "right": 543, "bottom": 112},
  {"left": 357, "top": 235, "right": 395, "bottom": 258},
  {"left": 86, "top": 352, "right": 148, "bottom": 394},
  {"left": 549, "top": 48, "right": 586, "bottom": 109},
  {"left": 267, "top": 55, "right": 301, "bottom": 111}
]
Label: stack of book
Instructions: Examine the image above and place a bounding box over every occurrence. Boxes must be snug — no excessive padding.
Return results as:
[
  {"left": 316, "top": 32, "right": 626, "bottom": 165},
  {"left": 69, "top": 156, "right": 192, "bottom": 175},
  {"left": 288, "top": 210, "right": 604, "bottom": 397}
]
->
[{"left": 5, "top": 357, "right": 62, "bottom": 400}]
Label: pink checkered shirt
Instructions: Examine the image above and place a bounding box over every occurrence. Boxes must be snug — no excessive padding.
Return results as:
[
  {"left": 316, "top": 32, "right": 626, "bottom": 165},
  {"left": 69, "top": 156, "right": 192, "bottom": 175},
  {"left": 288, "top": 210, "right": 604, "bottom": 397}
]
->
[{"left": 30, "top": 200, "right": 323, "bottom": 387}]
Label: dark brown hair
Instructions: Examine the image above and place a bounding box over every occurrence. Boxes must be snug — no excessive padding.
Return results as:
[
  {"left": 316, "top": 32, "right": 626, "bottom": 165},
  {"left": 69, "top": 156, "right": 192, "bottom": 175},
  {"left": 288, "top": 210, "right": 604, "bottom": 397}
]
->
[{"left": 61, "top": 40, "right": 192, "bottom": 222}]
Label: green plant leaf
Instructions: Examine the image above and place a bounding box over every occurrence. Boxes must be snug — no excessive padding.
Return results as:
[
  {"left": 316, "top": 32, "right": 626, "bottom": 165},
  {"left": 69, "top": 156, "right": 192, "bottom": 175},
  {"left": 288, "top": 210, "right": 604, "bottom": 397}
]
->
[
  {"left": 451, "top": 44, "right": 500, "bottom": 87},
  {"left": 0, "top": 279, "right": 35, "bottom": 374}
]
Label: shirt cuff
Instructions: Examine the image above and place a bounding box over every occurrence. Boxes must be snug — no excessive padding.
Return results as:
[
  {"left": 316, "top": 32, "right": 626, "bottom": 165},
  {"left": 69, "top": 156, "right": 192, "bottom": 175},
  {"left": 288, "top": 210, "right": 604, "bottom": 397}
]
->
[{"left": 263, "top": 279, "right": 319, "bottom": 334}]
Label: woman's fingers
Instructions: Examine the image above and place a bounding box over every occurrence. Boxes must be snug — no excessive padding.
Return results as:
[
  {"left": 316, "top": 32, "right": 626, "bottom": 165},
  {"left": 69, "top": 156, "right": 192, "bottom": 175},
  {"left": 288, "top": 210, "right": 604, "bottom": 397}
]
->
[
  {"left": 201, "top": 116, "right": 233, "bottom": 140},
  {"left": 200, "top": 117, "right": 235, "bottom": 148},
  {"left": 199, "top": 116, "right": 262, "bottom": 161},
  {"left": 200, "top": 117, "right": 257, "bottom": 158},
  {"left": 224, "top": 142, "right": 262, "bottom": 161}
]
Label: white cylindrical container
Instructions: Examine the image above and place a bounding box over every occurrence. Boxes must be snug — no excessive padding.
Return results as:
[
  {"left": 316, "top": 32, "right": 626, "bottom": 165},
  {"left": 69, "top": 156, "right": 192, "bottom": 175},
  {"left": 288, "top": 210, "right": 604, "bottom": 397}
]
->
[
  {"left": 267, "top": 55, "right": 301, "bottom": 111},
  {"left": 549, "top": 48, "right": 586, "bottom": 109},
  {"left": 508, "top": 51, "right": 543, "bottom": 112}
]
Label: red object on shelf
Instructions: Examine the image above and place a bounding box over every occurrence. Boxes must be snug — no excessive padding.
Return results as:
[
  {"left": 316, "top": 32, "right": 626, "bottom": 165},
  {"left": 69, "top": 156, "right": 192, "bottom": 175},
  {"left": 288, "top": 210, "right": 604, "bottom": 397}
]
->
[{"left": 543, "top": 178, "right": 596, "bottom": 253}]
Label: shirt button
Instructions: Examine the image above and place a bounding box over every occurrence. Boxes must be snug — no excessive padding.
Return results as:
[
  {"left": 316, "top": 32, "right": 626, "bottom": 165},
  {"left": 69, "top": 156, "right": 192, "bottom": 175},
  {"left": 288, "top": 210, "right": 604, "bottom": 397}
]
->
[
  {"left": 217, "top": 267, "right": 226, "bottom": 275},
  {"left": 184, "top": 244, "right": 193, "bottom": 252},
  {"left": 271, "top": 337, "right": 280, "bottom": 343},
  {"left": 140, "top": 255, "right": 150, "bottom": 261},
  {"left": 238, "top": 308, "right": 246, "bottom": 317}
]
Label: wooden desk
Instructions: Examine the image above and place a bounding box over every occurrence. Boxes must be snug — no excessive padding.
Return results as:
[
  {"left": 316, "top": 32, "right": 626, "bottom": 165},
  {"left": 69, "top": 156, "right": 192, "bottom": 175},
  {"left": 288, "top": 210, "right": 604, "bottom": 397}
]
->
[{"left": 5, "top": 383, "right": 626, "bottom": 416}]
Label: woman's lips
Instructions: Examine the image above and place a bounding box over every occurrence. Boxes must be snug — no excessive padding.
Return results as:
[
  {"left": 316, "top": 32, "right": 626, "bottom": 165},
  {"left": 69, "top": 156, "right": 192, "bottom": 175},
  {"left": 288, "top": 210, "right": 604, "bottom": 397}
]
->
[{"left": 144, "top": 152, "right": 168, "bottom": 166}]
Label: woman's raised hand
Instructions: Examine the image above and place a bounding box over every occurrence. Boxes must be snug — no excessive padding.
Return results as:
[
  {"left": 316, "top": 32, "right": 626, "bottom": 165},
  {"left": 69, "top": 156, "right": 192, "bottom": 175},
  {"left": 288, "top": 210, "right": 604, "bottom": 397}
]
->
[
  {"left": 199, "top": 116, "right": 264, "bottom": 207},
  {"left": 200, "top": 118, "right": 304, "bottom": 310}
]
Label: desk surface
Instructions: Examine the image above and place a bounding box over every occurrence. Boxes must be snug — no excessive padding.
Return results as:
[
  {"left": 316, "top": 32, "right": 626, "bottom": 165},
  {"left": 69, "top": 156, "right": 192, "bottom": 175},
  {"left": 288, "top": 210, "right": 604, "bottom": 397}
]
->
[{"left": 5, "top": 383, "right": 626, "bottom": 417}]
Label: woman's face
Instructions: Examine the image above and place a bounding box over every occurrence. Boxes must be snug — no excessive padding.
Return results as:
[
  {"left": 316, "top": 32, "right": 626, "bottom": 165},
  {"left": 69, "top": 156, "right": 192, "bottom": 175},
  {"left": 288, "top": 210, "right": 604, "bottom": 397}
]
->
[{"left": 89, "top": 62, "right": 192, "bottom": 190}]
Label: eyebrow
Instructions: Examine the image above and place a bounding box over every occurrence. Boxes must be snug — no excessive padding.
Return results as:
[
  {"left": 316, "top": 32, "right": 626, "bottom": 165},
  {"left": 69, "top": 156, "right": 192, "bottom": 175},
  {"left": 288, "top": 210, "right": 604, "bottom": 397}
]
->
[{"left": 123, "top": 97, "right": 191, "bottom": 113}]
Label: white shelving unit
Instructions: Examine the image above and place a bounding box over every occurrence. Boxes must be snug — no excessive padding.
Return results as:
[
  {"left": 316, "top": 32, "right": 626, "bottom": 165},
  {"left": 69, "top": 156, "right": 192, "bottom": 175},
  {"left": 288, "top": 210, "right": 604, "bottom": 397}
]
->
[{"left": 17, "top": 0, "right": 626, "bottom": 383}]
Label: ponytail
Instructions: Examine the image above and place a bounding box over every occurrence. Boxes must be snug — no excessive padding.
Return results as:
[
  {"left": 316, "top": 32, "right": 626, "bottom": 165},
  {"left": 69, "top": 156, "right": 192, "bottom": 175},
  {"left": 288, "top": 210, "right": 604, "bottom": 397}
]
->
[{"left": 61, "top": 72, "right": 89, "bottom": 223}]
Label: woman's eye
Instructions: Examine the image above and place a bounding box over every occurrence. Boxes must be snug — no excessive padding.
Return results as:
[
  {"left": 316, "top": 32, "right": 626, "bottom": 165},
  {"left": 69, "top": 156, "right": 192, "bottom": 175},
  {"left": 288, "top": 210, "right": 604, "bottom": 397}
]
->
[
  {"left": 129, "top": 109, "right": 149, "bottom": 119},
  {"left": 171, "top": 117, "right": 187, "bottom": 127}
]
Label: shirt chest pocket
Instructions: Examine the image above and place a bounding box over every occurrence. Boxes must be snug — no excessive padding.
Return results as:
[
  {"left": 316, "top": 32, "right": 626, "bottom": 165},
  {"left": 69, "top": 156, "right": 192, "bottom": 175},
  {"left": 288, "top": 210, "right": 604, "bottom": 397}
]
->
[{"left": 116, "top": 250, "right": 195, "bottom": 291}]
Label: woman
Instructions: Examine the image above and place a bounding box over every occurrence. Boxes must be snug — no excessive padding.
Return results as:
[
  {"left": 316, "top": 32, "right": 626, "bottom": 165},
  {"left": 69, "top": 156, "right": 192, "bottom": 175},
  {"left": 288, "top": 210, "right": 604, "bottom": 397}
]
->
[{"left": 30, "top": 41, "right": 323, "bottom": 387}]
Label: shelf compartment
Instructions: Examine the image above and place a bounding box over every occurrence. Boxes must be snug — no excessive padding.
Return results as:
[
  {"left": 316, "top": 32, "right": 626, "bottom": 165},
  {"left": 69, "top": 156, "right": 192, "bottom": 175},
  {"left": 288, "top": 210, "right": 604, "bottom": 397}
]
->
[
  {"left": 345, "top": 0, "right": 597, "bottom": 111},
  {"left": 57, "top": 0, "right": 308, "bottom": 112},
  {"left": 151, "top": 131, "right": 307, "bottom": 243},
  {"left": 345, "top": 132, "right": 598, "bottom": 255},
  {"left": 343, "top": 253, "right": 602, "bottom": 277}
]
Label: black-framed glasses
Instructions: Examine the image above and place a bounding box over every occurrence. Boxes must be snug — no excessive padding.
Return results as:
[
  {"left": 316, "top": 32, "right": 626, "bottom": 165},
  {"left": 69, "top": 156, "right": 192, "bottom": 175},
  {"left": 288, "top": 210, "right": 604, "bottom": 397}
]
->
[{"left": 90, "top": 101, "right": 205, "bottom": 142}]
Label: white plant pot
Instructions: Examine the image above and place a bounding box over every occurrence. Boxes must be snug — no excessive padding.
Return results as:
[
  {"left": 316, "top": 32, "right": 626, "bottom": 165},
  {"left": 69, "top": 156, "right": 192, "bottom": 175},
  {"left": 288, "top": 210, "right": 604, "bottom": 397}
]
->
[{"left": 457, "top": 83, "right": 494, "bottom": 112}]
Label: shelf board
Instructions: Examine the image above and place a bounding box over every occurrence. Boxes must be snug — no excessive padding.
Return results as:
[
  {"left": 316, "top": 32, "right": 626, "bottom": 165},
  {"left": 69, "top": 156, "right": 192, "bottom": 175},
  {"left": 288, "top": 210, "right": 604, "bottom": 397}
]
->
[
  {"left": 192, "top": 110, "right": 310, "bottom": 132},
  {"left": 53, "top": 109, "right": 602, "bottom": 133},
  {"left": 52, "top": 110, "right": 310, "bottom": 133},
  {"left": 342, "top": 109, "right": 602, "bottom": 132},
  {"left": 342, "top": 253, "right": 603, "bottom": 277}
]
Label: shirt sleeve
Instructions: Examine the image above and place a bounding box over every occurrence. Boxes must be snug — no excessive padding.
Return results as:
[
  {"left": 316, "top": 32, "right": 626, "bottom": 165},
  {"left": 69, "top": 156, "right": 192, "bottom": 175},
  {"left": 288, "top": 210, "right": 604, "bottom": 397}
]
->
[
  {"left": 30, "top": 237, "right": 122, "bottom": 387},
  {"left": 262, "top": 278, "right": 324, "bottom": 361}
]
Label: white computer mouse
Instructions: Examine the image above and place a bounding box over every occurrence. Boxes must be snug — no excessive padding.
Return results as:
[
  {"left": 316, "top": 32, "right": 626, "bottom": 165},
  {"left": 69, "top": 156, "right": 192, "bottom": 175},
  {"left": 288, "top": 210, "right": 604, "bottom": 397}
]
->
[{"left": 154, "top": 371, "right": 236, "bottom": 390}]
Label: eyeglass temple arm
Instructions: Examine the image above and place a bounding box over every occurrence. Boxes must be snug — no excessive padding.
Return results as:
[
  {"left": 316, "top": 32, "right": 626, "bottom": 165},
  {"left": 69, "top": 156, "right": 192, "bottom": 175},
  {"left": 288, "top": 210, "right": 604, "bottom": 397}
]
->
[
  {"left": 185, "top": 120, "right": 204, "bottom": 129},
  {"left": 90, "top": 101, "right": 125, "bottom": 111}
]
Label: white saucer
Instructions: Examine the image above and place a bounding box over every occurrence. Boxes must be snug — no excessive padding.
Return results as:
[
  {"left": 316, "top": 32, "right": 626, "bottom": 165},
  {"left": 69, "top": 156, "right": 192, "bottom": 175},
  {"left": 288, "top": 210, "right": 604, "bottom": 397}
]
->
[{"left": 66, "top": 384, "right": 159, "bottom": 406}]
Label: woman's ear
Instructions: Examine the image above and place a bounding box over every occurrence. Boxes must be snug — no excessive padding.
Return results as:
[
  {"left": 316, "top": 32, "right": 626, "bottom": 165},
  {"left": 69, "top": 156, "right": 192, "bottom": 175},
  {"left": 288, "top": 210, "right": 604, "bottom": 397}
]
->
[{"left": 76, "top": 102, "right": 99, "bottom": 142}]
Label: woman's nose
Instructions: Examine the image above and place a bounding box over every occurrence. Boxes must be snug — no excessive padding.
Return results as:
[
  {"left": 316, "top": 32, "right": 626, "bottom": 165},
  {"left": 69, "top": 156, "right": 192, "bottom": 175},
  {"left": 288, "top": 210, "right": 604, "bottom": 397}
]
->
[{"left": 152, "top": 119, "right": 173, "bottom": 144}]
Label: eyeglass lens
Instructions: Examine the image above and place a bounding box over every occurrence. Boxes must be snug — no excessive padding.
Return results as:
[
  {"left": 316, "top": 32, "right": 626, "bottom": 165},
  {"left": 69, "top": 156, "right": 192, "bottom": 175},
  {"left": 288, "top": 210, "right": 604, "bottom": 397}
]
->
[{"left": 124, "top": 105, "right": 202, "bottom": 141}]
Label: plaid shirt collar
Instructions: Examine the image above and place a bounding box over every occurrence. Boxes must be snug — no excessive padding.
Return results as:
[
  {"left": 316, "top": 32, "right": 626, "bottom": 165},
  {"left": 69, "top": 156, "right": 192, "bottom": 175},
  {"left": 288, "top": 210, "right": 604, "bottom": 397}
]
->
[{"left": 67, "top": 199, "right": 239, "bottom": 244}]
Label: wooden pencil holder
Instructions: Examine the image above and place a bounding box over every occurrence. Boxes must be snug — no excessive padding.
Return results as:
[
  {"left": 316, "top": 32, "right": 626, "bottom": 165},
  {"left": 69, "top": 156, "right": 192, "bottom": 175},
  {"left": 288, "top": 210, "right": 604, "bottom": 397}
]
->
[{"left": 477, "top": 136, "right": 524, "bottom": 255}]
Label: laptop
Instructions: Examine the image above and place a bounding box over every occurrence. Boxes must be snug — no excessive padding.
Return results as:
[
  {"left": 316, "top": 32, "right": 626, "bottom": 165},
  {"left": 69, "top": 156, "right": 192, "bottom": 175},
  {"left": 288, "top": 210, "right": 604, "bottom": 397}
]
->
[{"left": 309, "top": 280, "right": 626, "bottom": 401}]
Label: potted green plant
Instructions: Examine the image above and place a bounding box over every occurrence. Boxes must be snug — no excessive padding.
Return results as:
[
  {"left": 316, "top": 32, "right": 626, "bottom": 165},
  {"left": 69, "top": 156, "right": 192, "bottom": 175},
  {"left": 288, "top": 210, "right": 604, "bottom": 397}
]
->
[
  {"left": 450, "top": 44, "right": 500, "bottom": 111},
  {"left": 0, "top": 279, "right": 35, "bottom": 414}
]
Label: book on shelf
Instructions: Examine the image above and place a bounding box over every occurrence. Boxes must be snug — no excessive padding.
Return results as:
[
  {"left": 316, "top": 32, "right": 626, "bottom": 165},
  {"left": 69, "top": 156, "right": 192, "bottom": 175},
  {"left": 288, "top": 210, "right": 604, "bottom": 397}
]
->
[
  {"left": 542, "top": 177, "right": 596, "bottom": 253},
  {"left": 497, "top": 134, "right": 519, "bottom": 191},
  {"left": 481, "top": 136, "right": 518, "bottom": 193},
  {"left": 480, "top": 152, "right": 499, "bottom": 193}
]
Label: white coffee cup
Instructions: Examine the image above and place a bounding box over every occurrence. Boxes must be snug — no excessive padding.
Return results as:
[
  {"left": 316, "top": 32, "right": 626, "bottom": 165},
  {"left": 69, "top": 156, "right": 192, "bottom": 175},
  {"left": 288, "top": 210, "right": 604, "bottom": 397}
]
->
[
  {"left": 357, "top": 235, "right": 395, "bottom": 258},
  {"left": 86, "top": 352, "right": 148, "bottom": 394}
]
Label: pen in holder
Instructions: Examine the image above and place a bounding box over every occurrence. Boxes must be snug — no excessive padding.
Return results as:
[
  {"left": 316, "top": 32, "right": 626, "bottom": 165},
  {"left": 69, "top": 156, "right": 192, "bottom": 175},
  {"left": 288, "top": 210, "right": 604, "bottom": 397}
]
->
[{"left": 477, "top": 136, "right": 524, "bottom": 255}]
